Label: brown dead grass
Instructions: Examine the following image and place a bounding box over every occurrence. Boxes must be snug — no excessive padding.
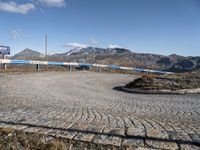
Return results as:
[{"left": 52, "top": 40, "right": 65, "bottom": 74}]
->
[{"left": 0, "top": 127, "right": 126, "bottom": 150}]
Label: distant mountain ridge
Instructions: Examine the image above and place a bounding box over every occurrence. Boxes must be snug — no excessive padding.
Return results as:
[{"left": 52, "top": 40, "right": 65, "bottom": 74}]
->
[
  {"left": 12, "top": 47, "right": 200, "bottom": 72},
  {"left": 53, "top": 47, "right": 131, "bottom": 56}
]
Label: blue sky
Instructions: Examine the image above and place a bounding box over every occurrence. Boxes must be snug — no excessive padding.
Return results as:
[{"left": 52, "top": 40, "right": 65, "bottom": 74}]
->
[{"left": 0, "top": 0, "right": 200, "bottom": 56}]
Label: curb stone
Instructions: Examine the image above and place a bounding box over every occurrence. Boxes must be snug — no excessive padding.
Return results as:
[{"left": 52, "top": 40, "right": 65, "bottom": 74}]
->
[{"left": 121, "top": 87, "right": 200, "bottom": 95}]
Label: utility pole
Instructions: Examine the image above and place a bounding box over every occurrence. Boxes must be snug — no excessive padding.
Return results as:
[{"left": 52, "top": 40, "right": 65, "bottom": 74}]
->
[
  {"left": 132, "top": 54, "right": 135, "bottom": 74},
  {"left": 45, "top": 34, "right": 48, "bottom": 70},
  {"left": 94, "top": 50, "right": 96, "bottom": 71},
  {"left": 93, "top": 50, "right": 96, "bottom": 63}
]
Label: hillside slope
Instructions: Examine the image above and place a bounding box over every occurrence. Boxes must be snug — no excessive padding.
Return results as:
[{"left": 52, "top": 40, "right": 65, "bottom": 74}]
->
[{"left": 13, "top": 47, "right": 200, "bottom": 72}]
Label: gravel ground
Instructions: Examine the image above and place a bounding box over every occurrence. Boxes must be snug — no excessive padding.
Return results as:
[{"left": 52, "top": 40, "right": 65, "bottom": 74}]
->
[{"left": 0, "top": 72, "right": 200, "bottom": 150}]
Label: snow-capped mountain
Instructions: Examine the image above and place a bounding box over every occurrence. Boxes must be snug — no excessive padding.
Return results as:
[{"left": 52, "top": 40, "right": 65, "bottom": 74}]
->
[
  {"left": 66, "top": 47, "right": 85, "bottom": 56},
  {"left": 60, "top": 47, "right": 131, "bottom": 56}
]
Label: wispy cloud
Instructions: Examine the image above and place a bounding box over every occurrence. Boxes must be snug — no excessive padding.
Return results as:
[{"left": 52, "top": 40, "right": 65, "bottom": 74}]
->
[
  {"left": 11, "top": 28, "right": 22, "bottom": 39},
  {"left": 90, "top": 38, "right": 100, "bottom": 45},
  {"left": 0, "top": 1, "right": 35, "bottom": 14},
  {"left": 0, "top": 0, "right": 66, "bottom": 14},
  {"left": 63, "top": 42, "right": 88, "bottom": 49},
  {"left": 38, "top": 0, "right": 65, "bottom": 7},
  {"left": 109, "top": 44, "right": 123, "bottom": 49}
]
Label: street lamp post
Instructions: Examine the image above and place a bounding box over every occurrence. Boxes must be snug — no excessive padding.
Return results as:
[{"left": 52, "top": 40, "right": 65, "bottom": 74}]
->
[{"left": 45, "top": 34, "right": 48, "bottom": 70}]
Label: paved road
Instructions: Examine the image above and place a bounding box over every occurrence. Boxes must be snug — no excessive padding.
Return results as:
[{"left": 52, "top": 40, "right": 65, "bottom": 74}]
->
[{"left": 0, "top": 72, "right": 200, "bottom": 149}]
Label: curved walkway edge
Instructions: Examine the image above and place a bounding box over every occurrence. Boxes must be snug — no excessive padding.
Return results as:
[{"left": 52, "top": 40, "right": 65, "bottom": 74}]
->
[{"left": 121, "top": 87, "right": 200, "bottom": 94}]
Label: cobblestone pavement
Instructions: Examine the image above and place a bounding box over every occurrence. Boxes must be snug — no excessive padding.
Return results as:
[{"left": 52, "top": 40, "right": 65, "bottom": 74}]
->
[{"left": 0, "top": 72, "right": 200, "bottom": 150}]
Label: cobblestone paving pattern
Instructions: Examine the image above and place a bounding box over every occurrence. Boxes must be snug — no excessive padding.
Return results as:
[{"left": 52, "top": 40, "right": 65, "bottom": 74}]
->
[{"left": 0, "top": 72, "right": 200, "bottom": 150}]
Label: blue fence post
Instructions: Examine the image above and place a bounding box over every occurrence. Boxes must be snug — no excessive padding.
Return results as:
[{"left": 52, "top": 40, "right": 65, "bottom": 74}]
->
[
  {"left": 36, "top": 64, "right": 40, "bottom": 71},
  {"left": 69, "top": 65, "right": 71, "bottom": 71}
]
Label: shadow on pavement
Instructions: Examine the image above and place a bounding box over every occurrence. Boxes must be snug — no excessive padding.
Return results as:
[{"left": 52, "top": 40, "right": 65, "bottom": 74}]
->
[{"left": 0, "top": 120, "right": 199, "bottom": 148}]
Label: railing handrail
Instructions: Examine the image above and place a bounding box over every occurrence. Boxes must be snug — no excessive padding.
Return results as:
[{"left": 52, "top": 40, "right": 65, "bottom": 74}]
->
[{"left": 0, "top": 59, "right": 173, "bottom": 74}]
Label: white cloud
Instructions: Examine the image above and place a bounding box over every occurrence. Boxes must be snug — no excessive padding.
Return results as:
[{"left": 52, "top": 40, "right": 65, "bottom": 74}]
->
[
  {"left": 0, "top": 0, "right": 65, "bottom": 14},
  {"left": 0, "top": 1, "right": 35, "bottom": 14},
  {"left": 38, "top": 0, "right": 65, "bottom": 7},
  {"left": 11, "top": 28, "right": 21, "bottom": 39},
  {"left": 63, "top": 43, "right": 88, "bottom": 49},
  {"left": 90, "top": 38, "right": 99, "bottom": 45},
  {"left": 109, "top": 44, "right": 123, "bottom": 49}
]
